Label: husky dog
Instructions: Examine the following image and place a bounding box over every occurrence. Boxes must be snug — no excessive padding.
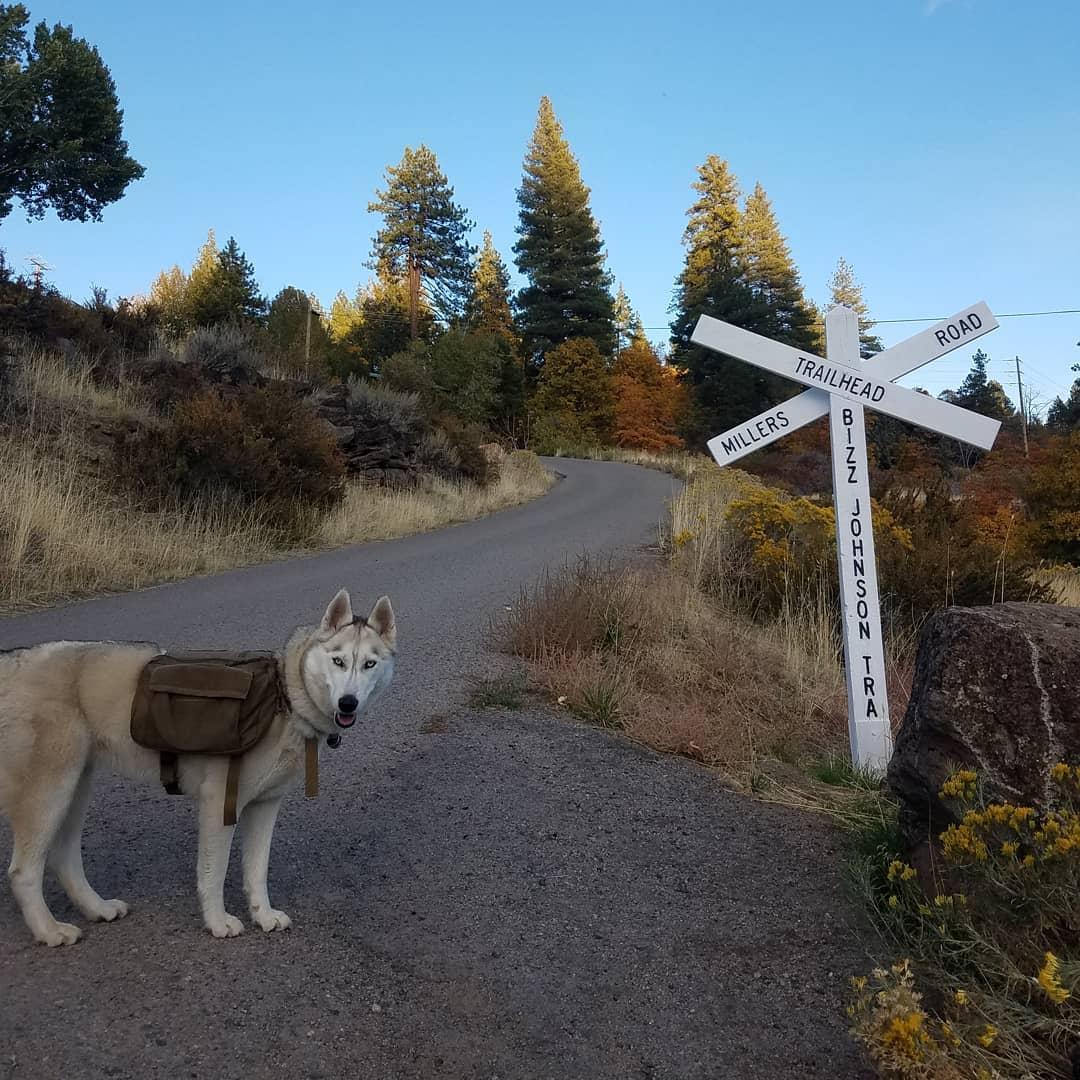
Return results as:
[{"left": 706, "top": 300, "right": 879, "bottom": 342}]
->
[{"left": 0, "top": 589, "right": 395, "bottom": 946}]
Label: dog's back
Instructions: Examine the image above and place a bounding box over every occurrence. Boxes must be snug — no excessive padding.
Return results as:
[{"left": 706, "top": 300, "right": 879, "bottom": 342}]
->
[{"left": 0, "top": 641, "right": 161, "bottom": 815}]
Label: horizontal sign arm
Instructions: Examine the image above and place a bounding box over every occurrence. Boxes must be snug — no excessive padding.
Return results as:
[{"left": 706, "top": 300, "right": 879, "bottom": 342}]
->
[
  {"left": 699, "top": 303, "right": 998, "bottom": 467},
  {"left": 693, "top": 312, "right": 1001, "bottom": 452}
]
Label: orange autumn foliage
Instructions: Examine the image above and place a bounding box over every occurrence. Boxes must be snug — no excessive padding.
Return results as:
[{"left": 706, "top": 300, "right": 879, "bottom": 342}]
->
[{"left": 611, "top": 338, "right": 686, "bottom": 452}]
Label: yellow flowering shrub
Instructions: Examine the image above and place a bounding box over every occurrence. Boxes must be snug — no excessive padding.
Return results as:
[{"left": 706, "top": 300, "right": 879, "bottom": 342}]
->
[{"left": 852, "top": 764, "right": 1080, "bottom": 1078}]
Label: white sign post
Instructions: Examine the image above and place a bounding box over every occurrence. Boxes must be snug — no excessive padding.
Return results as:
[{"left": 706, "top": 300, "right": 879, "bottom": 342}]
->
[{"left": 691, "top": 302, "right": 1001, "bottom": 772}]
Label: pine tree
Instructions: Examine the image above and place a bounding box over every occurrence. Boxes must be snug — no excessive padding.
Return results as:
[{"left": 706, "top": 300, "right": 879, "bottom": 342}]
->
[
  {"left": 464, "top": 232, "right": 526, "bottom": 428},
  {"left": 669, "top": 155, "right": 775, "bottom": 441},
  {"left": 0, "top": 5, "right": 144, "bottom": 223},
  {"left": 1047, "top": 365, "right": 1080, "bottom": 431},
  {"left": 741, "top": 183, "right": 817, "bottom": 351},
  {"left": 514, "top": 97, "right": 615, "bottom": 369},
  {"left": 267, "top": 286, "right": 328, "bottom": 367},
  {"left": 612, "top": 282, "right": 646, "bottom": 353},
  {"left": 465, "top": 231, "right": 516, "bottom": 341},
  {"left": 827, "top": 257, "right": 882, "bottom": 357},
  {"left": 368, "top": 145, "right": 476, "bottom": 335},
  {"left": 947, "top": 349, "right": 1014, "bottom": 419},
  {"left": 356, "top": 272, "right": 431, "bottom": 368},
  {"left": 215, "top": 237, "right": 266, "bottom": 324}
]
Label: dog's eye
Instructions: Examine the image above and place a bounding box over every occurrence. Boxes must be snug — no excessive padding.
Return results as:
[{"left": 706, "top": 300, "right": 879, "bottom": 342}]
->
[
  {"left": 363, "top": 659, "right": 377, "bottom": 670},
  {"left": 332, "top": 657, "right": 345, "bottom": 668}
]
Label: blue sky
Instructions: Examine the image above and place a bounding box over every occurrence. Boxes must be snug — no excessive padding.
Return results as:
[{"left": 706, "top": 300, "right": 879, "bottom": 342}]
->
[{"left": 4, "top": 0, "right": 1078, "bottom": 410}]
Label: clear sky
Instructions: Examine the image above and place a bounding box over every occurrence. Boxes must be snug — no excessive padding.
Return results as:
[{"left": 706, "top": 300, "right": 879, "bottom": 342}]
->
[{"left": 4, "top": 0, "right": 1078, "bottom": 411}]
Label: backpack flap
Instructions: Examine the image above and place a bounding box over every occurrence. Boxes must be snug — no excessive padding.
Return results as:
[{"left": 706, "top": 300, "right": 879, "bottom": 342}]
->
[{"left": 133, "top": 661, "right": 253, "bottom": 755}]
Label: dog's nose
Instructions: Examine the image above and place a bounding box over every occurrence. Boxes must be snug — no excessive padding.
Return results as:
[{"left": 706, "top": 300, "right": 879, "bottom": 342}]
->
[{"left": 337, "top": 694, "right": 358, "bottom": 715}]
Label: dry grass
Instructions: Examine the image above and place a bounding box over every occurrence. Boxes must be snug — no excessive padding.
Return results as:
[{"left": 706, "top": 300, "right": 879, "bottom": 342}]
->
[
  {"left": 585, "top": 446, "right": 710, "bottom": 481},
  {"left": 316, "top": 451, "right": 553, "bottom": 547},
  {"left": 5, "top": 340, "right": 150, "bottom": 423},
  {"left": 503, "top": 556, "right": 846, "bottom": 783},
  {"left": 0, "top": 349, "right": 554, "bottom": 616},
  {"left": 1039, "top": 563, "right": 1080, "bottom": 607},
  {"left": 0, "top": 438, "right": 282, "bottom": 610}
]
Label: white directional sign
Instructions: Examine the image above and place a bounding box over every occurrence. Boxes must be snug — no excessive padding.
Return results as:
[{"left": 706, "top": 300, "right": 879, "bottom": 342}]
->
[
  {"left": 703, "top": 302, "right": 998, "bottom": 467},
  {"left": 691, "top": 301, "right": 1001, "bottom": 771}
]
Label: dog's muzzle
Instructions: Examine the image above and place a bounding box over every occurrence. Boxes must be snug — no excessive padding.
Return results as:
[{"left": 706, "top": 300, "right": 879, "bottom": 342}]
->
[{"left": 335, "top": 694, "right": 359, "bottom": 729}]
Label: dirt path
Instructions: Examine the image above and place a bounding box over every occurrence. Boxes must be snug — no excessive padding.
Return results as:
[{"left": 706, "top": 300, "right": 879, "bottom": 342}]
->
[{"left": 0, "top": 459, "right": 874, "bottom": 1078}]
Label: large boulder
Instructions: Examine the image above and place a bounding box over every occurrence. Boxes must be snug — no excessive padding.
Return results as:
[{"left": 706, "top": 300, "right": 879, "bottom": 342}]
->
[{"left": 888, "top": 602, "right": 1080, "bottom": 848}]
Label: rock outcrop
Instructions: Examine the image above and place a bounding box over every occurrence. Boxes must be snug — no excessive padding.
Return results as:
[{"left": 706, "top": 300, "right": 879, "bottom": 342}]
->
[{"left": 888, "top": 602, "right": 1080, "bottom": 847}]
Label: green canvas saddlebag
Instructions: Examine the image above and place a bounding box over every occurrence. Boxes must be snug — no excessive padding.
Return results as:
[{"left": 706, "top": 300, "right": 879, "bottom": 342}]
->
[{"left": 131, "top": 651, "right": 292, "bottom": 826}]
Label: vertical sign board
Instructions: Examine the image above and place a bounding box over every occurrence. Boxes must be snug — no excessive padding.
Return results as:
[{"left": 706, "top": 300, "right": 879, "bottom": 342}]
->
[
  {"left": 691, "top": 302, "right": 1002, "bottom": 772},
  {"left": 824, "top": 307, "right": 890, "bottom": 770}
]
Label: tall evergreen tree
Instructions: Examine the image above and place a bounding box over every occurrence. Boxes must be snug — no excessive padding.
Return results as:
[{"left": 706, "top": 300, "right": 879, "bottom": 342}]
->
[
  {"left": 465, "top": 231, "right": 515, "bottom": 341},
  {"left": 514, "top": 97, "right": 615, "bottom": 369},
  {"left": 0, "top": 4, "right": 144, "bottom": 223},
  {"left": 612, "top": 282, "right": 645, "bottom": 352},
  {"left": 356, "top": 272, "right": 432, "bottom": 368},
  {"left": 464, "top": 231, "right": 525, "bottom": 427},
  {"left": 368, "top": 145, "right": 475, "bottom": 336},
  {"left": 267, "top": 286, "right": 328, "bottom": 367},
  {"left": 741, "top": 183, "right": 817, "bottom": 351},
  {"left": 669, "top": 155, "right": 775, "bottom": 441},
  {"left": 182, "top": 231, "right": 265, "bottom": 326},
  {"left": 1047, "top": 365, "right": 1080, "bottom": 431},
  {"left": 214, "top": 237, "right": 266, "bottom": 324},
  {"left": 946, "top": 349, "right": 1014, "bottom": 419},
  {"left": 827, "top": 257, "right": 882, "bottom": 356}
]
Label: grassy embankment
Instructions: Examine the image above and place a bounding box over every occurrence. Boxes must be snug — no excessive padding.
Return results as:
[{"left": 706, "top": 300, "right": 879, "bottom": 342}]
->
[{"left": 0, "top": 345, "right": 552, "bottom": 612}]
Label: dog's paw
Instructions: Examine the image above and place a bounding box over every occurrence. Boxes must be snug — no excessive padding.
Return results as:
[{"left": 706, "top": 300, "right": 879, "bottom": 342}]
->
[
  {"left": 37, "top": 921, "right": 82, "bottom": 947},
  {"left": 252, "top": 907, "right": 292, "bottom": 933},
  {"left": 88, "top": 898, "right": 130, "bottom": 923},
  {"left": 206, "top": 914, "right": 245, "bottom": 939}
]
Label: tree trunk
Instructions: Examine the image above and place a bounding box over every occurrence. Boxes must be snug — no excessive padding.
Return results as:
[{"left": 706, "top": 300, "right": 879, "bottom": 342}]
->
[{"left": 408, "top": 260, "right": 420, "bottom": 341}]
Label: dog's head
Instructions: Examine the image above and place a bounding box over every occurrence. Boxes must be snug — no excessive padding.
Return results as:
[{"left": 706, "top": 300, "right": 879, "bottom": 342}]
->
[{"left": 301, "top": 589, "right": 396, "bottom": 731}]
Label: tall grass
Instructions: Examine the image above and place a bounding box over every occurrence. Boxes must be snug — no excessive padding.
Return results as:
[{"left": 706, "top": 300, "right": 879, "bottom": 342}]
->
[
  {"left": 0, "top": 438, "right": 281, "bottom": 608},
  {"left": 0, "top": 437, "right": 552, "bottom": 612},
  {"left": 316, "top": 451, "right": 553, "bottom": 547}
]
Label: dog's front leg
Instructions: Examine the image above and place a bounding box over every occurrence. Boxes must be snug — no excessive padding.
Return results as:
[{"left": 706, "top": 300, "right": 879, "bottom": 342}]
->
[
  {"left": 196, "top": 772, "right": 242, "bottom": 938},
  {"left": 241, "top": 798, "right": 291, "bottom": 932}
]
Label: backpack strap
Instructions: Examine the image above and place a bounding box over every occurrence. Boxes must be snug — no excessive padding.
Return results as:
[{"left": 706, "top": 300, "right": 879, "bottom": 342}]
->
[
  {"left": 304, "top": 738, "right": 318, "bottom": 798},
  {"left": 223, "top": 756, "right": 241, "bottom": 827},
  {"left": 160, "top": 752, "right": 182, "bottom": 795}
]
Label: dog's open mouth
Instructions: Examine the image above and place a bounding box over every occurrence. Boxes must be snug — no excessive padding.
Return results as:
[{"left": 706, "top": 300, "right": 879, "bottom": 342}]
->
[{"left": 334, "top": 711, "right": 357, "bottom": 729}]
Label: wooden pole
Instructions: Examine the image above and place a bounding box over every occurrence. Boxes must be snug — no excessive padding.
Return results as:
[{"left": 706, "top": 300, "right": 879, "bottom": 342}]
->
[{"left": 1015, "top": 355, "right": 1029, "bottom": 458}]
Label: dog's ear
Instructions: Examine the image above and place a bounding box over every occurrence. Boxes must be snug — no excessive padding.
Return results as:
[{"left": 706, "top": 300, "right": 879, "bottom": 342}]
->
[
  {"left": 368, "top": 596, "right": 395, "bottom": 648},
  {"left": 320, "top": 589, "right": 353, "bottom": 634}
]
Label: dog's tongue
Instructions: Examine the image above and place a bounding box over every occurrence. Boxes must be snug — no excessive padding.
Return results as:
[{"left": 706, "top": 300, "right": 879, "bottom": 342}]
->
[{"left": 335, "top": 711, "right": 356, "bottom": 729}]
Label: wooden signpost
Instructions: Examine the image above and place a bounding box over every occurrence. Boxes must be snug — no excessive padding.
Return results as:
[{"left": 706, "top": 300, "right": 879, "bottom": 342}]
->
[{"left": 691, "top": 302, "right": 1001, "bottom": 771}]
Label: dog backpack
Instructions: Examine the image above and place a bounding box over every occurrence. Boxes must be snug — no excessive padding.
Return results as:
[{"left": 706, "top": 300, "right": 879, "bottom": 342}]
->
[{"left": 130, "top": 651, "right": 317, "bottom": 826}]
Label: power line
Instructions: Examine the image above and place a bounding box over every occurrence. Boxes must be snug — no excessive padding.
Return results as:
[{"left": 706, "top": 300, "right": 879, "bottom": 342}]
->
[
  {"left": 637, "top": 308, "right": 1080, "bottom": 331},
  {"left": 869, "top": 308, "right": 1080, "bottom": 326}
]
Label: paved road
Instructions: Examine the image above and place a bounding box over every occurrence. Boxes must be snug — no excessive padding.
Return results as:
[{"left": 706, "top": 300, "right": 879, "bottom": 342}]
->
[{"left": 0, "top": 459, "right": 873, "bottom": 1079}]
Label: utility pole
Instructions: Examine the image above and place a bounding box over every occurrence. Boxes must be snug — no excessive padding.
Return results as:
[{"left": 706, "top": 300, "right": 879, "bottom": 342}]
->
[
  {"left": 305, "top": 298, "right": 312, "bottom": 374},
  {"left": 1014, "top": 355, "right": 1029, "bottom": 458}
]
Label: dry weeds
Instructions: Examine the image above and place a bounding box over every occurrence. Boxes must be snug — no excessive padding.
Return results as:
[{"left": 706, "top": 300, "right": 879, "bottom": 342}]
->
[
  {"left": 504, "top": 556, "right": 847, "bottom": 783},
  {"left": 0, "top": 343, "right": 554, "bottom": 611}
]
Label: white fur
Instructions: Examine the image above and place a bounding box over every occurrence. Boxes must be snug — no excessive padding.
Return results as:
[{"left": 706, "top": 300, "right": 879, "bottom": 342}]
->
[{"left": 0, "top": 590, "right": 395, "bottom": 946}]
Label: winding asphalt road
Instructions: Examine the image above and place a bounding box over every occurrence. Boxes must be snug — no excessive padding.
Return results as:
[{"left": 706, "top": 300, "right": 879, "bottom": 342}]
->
[{"left": 0, "top": 459, "right": 873, "bottom": 1079}]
